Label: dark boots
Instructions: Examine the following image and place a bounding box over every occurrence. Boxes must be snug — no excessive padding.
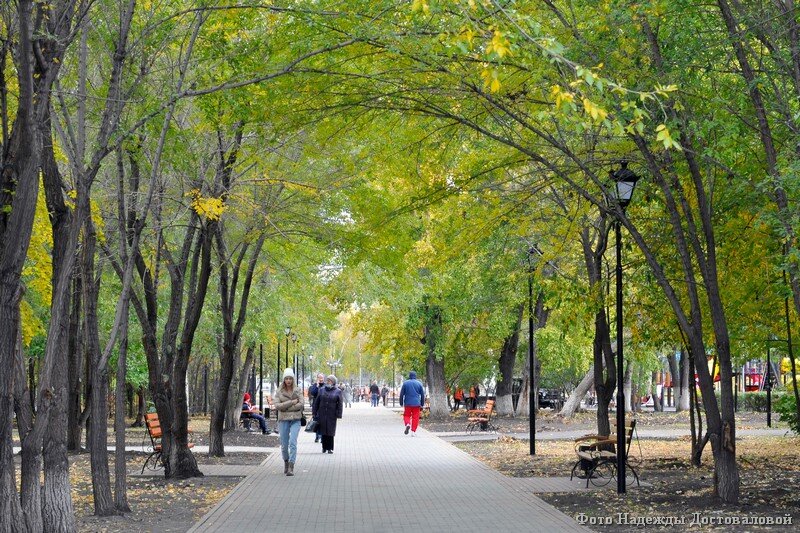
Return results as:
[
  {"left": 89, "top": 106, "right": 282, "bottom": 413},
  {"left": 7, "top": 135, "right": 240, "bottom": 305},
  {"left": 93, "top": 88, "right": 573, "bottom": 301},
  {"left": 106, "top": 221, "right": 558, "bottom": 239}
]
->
[
  {"left": 286, "top": 462, "right": 294, "bottom": 476},
  {"left": 284, "top": 460, "right": 289, "bottom": 474}
]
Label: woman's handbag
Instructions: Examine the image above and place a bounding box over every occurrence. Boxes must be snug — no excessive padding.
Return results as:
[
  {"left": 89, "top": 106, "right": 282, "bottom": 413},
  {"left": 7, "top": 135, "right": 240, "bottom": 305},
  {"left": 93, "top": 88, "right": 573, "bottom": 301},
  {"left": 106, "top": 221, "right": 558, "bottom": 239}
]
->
[
  {"left": 304, "top": 418, "right": 318, "bottom": 433},
  {"left": 300, "top": 415, "right": 307, "bottom": 427}
]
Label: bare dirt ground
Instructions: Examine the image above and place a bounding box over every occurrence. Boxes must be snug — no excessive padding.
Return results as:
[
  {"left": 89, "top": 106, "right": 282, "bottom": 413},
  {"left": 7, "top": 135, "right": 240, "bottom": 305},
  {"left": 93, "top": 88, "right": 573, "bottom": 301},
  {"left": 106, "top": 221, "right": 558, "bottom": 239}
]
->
[
  {"left": 72, "top": 449, "right": 267, "bottom": 533},
  {"left": 44, "top": 416, "right": 272, "bottom": 532},
  {"left": 455, "top": 435, "right": 800, "bottom": 531}
]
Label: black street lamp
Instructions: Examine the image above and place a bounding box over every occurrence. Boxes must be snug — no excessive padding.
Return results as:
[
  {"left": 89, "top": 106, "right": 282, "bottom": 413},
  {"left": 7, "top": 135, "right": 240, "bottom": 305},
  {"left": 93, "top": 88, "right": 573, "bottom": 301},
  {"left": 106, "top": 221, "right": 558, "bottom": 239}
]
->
[
  {"left": 276, "top": 337, "right": 281, "bottom": 391},
  {"left": 203, "top": 365, "right": 208, "bottom": 415},
  {"left": 249, "top": 363, "right": 256, "bottom": 400},
  {"left": 259, "top": 343, "right": 263, "bottom": 411},
  {"left": 527, "top": 245, "right": 540, "bottom": 456},
  {"left": 292, "top": 333, "right": 299, "bottom": 375},
  {"left": 284, "top": 326, "right": 291, "bottom": 367},
  {"left": 327, "top": 358, "right": 341, "bottom": 376},
  {"left": 766, "top": 345, "right": 773, "bottom": 427},
  {"left": 763, "top": 336, "right": 785, "bottom": 428},
  {"left": 609, "top": 160, "right": 641, "bottom": 494}
]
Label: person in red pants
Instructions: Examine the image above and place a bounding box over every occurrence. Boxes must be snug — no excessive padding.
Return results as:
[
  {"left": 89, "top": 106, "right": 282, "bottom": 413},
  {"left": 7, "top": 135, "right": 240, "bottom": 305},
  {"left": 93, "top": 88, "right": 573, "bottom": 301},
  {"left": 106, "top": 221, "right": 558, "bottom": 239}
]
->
[{"left": 399, "top": 371, "right": 425, "bottom": 436}]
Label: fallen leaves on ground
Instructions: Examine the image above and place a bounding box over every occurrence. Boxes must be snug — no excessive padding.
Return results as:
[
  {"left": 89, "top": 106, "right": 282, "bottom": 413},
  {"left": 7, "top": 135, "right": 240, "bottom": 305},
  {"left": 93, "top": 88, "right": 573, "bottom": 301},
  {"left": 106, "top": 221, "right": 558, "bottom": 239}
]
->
[
  {"left": 71, "top": 451, "right": 265, "bottom": 532},
  {"left": 456, "top": 436, "right": 800, "bottom": 532}
]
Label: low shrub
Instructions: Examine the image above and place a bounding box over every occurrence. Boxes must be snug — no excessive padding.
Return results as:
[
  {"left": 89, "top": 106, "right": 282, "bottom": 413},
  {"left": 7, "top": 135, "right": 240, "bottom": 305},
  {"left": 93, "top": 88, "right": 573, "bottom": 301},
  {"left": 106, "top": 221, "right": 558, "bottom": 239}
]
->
[{"left": 775, "top": 393, "right": 800, "bottom": 435}]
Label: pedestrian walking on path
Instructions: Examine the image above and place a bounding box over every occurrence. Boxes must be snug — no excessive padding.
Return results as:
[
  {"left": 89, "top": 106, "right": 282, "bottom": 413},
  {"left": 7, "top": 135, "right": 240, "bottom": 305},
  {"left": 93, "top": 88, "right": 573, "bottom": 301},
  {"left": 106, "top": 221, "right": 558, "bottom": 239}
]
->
[
  {"left": 381, "top": 384, "right": 389, "bottom": 406},
  {"left": 274, "top": 368, "right": 304, "bottom": 476},
  {"left": 308, "top": 373, "right": 325, "bottom": 443},
  {"left": 312, "top": 374, "right": 343, "bottom": 453},
  {"left": 343, "top": 382, "right": 353, "bottom": 407},
  {"left": 370, "top": 381, "right": 380, "bottom": 406},
  {"left": 399, "top": 370, "right": 425, "bottom": 436}
]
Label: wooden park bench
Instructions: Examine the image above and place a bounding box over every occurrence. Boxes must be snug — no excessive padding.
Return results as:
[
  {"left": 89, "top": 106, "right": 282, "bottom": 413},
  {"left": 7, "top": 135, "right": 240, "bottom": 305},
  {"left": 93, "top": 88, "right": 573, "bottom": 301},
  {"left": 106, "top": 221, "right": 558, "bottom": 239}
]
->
[
  {"left": 141, "top": 412, "right": 194, "bottom": 474},
  {"left": 466, "top": 399, "right": 497, "bottom": 434},
  {"left": 418, "top": 398, "right": 432, "bottom": 418},
  {"left": 569, "top": 419, "right": 640, "bottom": 488}
]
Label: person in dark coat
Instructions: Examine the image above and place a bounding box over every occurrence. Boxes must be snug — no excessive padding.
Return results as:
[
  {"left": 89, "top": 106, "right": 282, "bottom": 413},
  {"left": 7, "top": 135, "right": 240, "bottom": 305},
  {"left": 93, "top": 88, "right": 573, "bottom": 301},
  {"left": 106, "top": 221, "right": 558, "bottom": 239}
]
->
[
  {"left": 312, "top": 374, "right": 343, "bottom": 453},
  {"left": 308, "top": 373, "right": 325, "bottom": 443},
  {"left": 370, "top": 381, "right": 380, "bottom": 407}
]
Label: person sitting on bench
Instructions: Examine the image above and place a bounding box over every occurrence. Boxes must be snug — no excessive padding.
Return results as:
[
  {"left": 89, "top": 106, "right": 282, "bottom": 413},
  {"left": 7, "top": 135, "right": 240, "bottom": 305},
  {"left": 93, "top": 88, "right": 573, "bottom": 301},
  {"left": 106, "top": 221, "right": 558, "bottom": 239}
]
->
[{"left": 242, "top": 393, "right": 271, "bottom": 435}]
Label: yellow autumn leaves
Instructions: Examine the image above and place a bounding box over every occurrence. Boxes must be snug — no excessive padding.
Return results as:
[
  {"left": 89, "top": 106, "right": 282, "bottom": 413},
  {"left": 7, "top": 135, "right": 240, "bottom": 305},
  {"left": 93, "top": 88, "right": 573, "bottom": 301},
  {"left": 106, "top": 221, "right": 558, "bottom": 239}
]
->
[{"left": 190, "top": 189, "right": 227, "bottom": 221}]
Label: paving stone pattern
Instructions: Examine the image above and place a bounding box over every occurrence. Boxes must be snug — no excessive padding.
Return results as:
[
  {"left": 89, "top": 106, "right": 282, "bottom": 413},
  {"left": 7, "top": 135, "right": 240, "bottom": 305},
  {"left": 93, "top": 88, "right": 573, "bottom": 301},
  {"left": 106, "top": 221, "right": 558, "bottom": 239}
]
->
[{"left": 190, "top": 403, "right": 587, "bottom": 532}]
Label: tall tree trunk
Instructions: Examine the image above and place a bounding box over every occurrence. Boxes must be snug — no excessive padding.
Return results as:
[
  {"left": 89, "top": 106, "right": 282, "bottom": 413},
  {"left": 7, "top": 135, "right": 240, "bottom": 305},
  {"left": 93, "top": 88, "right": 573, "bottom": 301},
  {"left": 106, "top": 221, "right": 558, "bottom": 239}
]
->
[
  {"left": 422, "top": 304, "right": 448, "bottom": 419},
  {"left": 624, "top": 362, "right": 633, "bottom": 413},
  {"left": 114, "top": 297, "right": 131, "bottom": 512},
  {"left": 209, "top": 176, "right": 262, "bottom": 455},
  {"left": 593, "top": 310, "right": 615, "bottom": 438},
  {"left": 679, "top": 350, "right": 691, "bottom": 411},
  {"left": 83, "top": 219, "right": 117, "bottom": 516},
  {"left": 40, "top": 72, "right": 78, "bottom": 532},
  {"left": 223, "top": 347, "right": 241, "bottom": 432},
  {"left": 651, "top": 371, "right": 663, "bottom": 412},
  {"left": 223, "top": 348, "right": 242, "bottom": 430},
  {"left": 495, "top": 304, "right": 523, "bottom": 416},
  {"left": 559, "top": 368, "right": 594, "bottom": 418},
  {"left": 227, "top": 344, "right": 254, "bottom": 432},
  {"left": 516, "top": 292, "right": 548, "bottom": 417},
  {"left": 67, "top": 273, "right": 84, "bottom": 450},
  {"left": 133, "top": 386, "right": 145, "bottom": 427},
  {"left": 666, "top": 352, "right": 679, "bottom": 410},
  {"left": 14, "top": 320, "right": 42, "bottom": 532},
  {"left": 0, "top": 2, "right": 40, "bottom": 527}
]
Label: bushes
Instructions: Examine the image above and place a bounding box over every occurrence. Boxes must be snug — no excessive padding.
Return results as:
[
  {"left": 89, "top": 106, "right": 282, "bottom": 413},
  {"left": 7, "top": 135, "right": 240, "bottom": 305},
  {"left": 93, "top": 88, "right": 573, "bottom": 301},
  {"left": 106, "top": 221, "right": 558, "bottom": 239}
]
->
[
  {"left": 712, "top": 390, "right": 784, "bottom": 412},
  {"left": 740, "top": 391, "right": 782, "bottom": 412},
  {"left": 775, "top": 394, "right": 800, "bottom": 435}
]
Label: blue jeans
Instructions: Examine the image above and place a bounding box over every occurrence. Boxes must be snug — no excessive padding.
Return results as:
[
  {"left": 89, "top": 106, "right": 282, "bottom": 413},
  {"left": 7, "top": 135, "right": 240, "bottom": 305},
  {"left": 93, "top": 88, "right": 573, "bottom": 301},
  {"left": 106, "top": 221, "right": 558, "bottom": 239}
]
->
[
  {"left": 371, "top": 393, "right": 379, "bottom": 406},
  {"left": 279, "top": 419, "right": 301, "bottom": 463},
  {"left": 244, "top": 413, "right": 269, "bottom": 433}
]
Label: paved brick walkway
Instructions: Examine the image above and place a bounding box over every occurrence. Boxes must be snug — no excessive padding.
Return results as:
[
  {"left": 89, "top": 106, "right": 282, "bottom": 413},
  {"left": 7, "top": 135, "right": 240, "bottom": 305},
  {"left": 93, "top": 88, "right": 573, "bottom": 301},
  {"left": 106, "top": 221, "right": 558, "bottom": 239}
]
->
[{"left": 190, "top": 403, "right": 587, "bottom": 532}]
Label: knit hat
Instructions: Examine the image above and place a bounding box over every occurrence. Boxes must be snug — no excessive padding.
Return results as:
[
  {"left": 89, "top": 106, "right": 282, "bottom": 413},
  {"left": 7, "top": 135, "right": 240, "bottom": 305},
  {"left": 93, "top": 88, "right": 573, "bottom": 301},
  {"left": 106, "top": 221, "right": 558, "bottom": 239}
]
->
[
  {"left": 326, "top": 374, "right": 338, "bottom": 386},
  {"left": 283, "top": 367, "right": 295, "bottom": 380},
  {"left": 409, "top": 371, "right": 417, "bottom": 379},
  {"left": 243, "top": 392, "right": 251, "bottom": 401}
]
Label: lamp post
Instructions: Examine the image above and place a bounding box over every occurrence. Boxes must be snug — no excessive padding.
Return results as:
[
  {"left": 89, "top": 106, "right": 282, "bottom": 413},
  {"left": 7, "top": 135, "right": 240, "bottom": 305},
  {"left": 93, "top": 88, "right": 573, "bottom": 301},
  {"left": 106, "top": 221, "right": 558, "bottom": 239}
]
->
[
  {"left": 764, "top": 337, "right": 786, "bottom": 428},
  {"left": 203, "top": 365, "right": 208, "bottom": 415},
  {"left": 609, "top": 160, "right": 641, "bottom": 494},
  {"left": 392, "top": 356, "right": 396, "bottom": 407},
  {"left": 276, "top": 338, "right": 281, "bottom": 394},
  {"left": 327, "top": 359, "right": 341, "bottom": 376},
  {"left": 250, "top": 363, "right": 256, "bottom": 400},
  {"left": 259, "top": 344, "right": 263, "bottom": 411},
  {"left": 284, "top": 326, "right": 291, "bottom": 367},
  {"left": 766, "top": 343, "right": 773, "bottom": 427},
  {"left": 292, "top": 333, "right": 299, "bottom": 376},
  {"left": 527, "top": 246, "right": 539, "bottom": 456}
]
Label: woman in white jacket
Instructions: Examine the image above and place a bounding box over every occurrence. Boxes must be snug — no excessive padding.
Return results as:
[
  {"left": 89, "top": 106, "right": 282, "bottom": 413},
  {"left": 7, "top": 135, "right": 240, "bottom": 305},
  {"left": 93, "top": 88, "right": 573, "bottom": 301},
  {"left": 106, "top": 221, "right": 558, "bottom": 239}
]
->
[{"left": 273, "top": 368, "right": 304, "bottom": 476}]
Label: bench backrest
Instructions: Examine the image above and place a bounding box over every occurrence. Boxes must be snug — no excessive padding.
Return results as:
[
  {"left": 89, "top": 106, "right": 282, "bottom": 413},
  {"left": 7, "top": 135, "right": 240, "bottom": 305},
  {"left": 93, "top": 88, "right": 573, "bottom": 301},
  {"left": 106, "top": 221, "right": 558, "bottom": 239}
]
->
[
  {"left": 624, "top": 419, "right": 637, "bottom": 459},
  {"left": 480, "top": 399, "right": 495, "bottom": 419},
  {"left": 145, "top": 412, "right": 162, "bottom": 442}
]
